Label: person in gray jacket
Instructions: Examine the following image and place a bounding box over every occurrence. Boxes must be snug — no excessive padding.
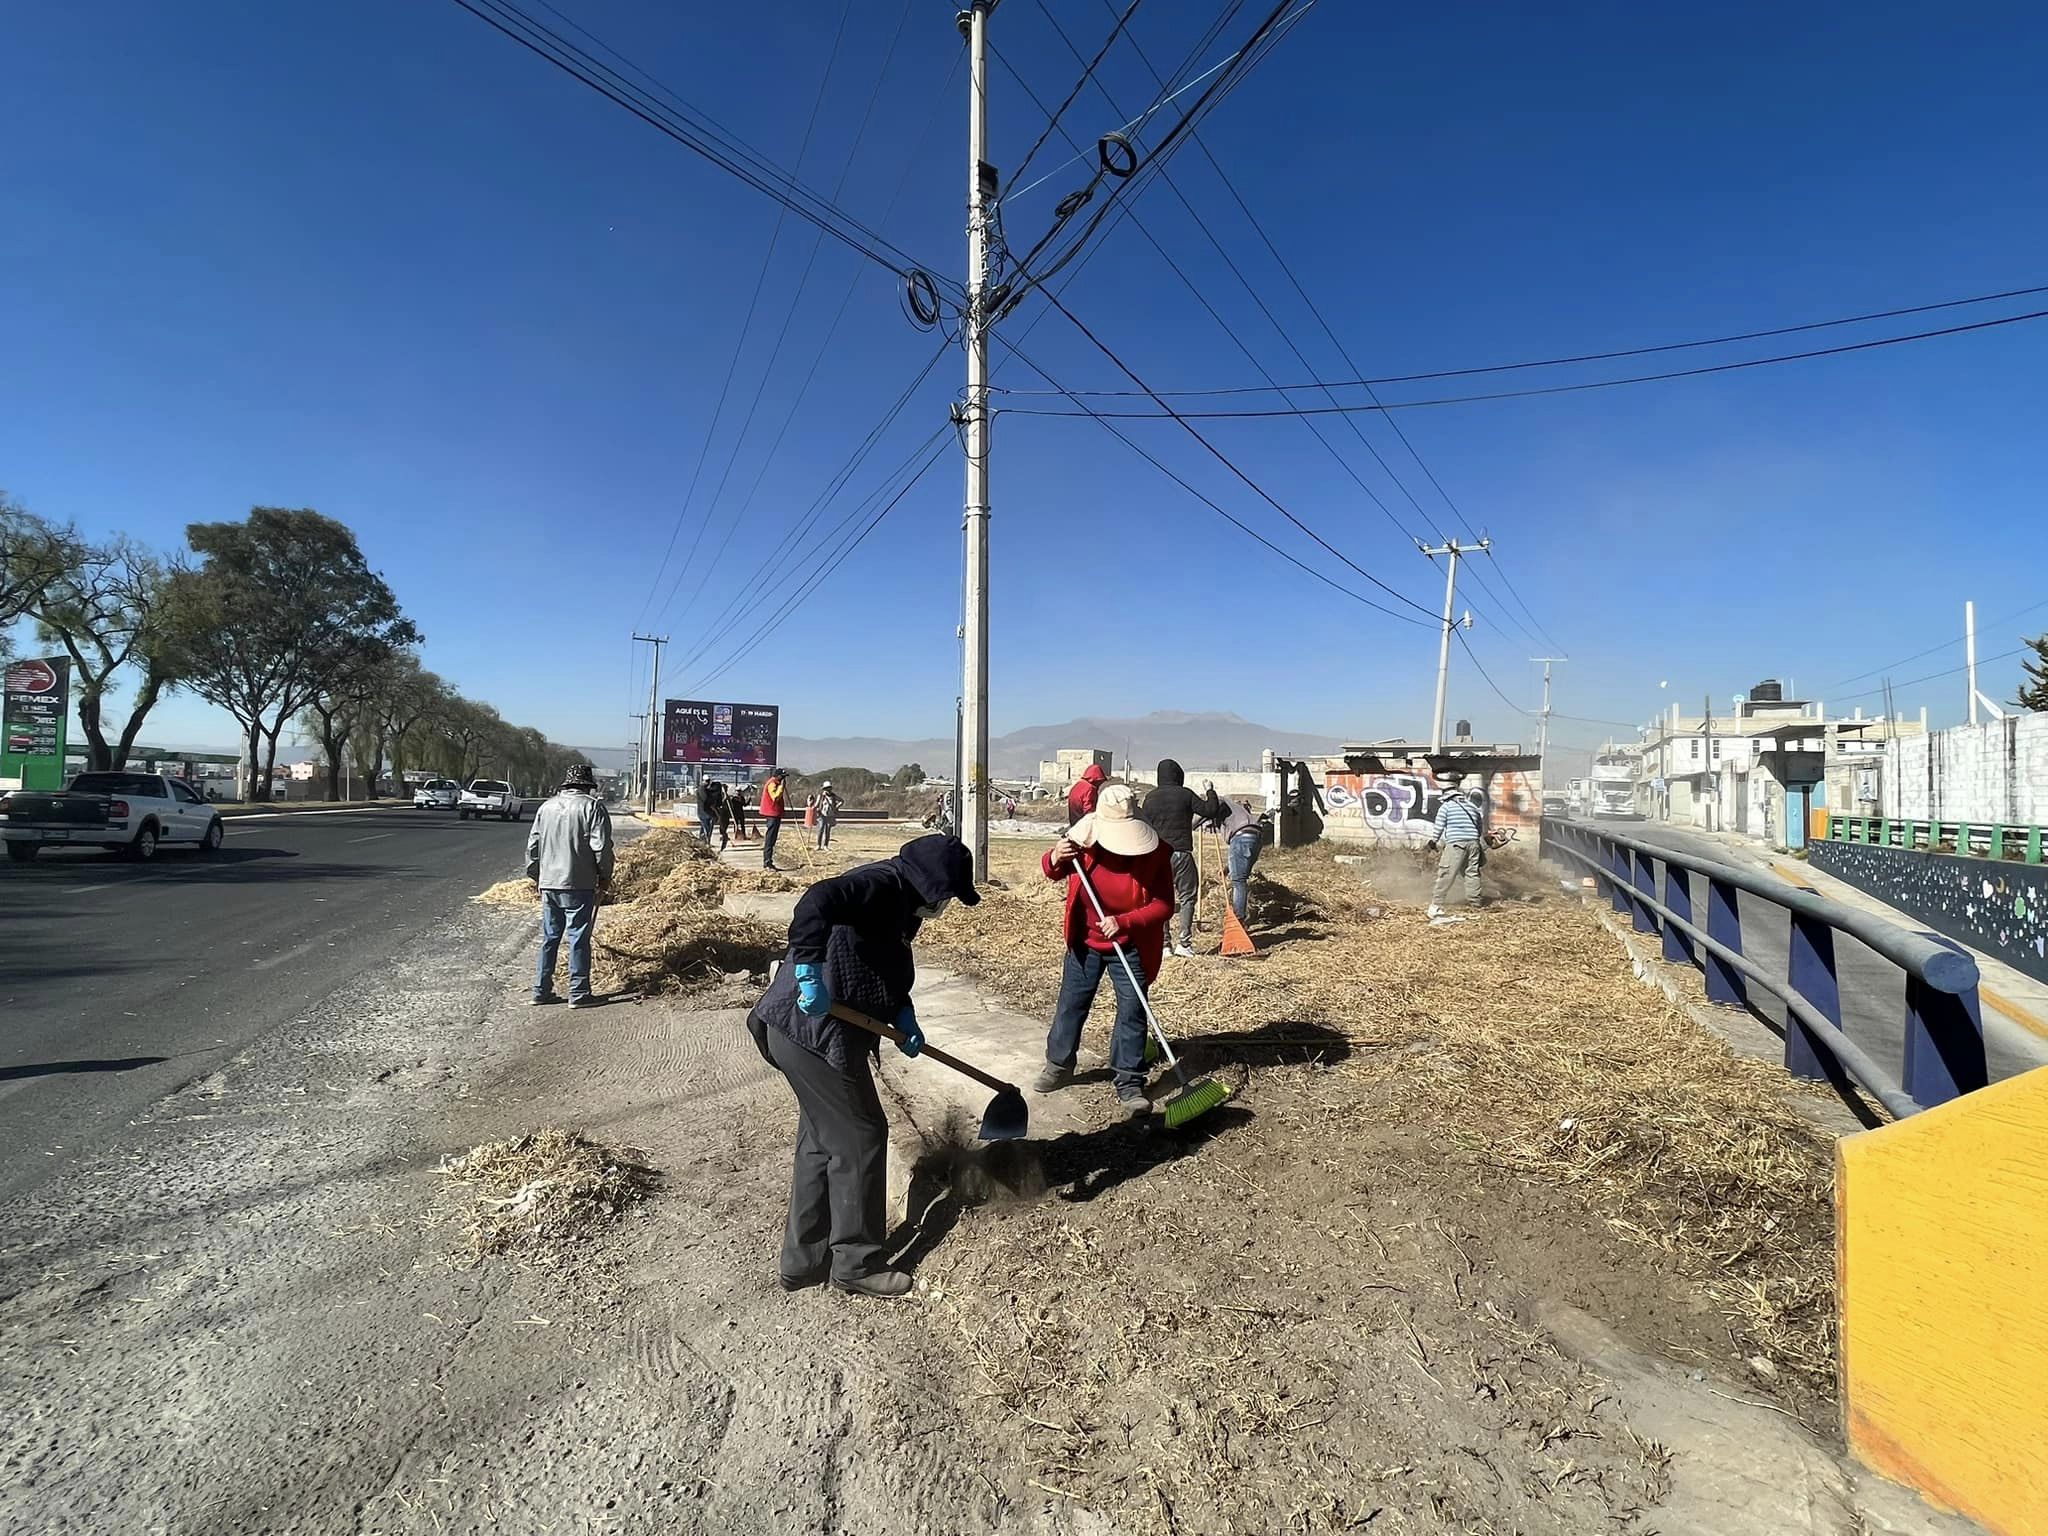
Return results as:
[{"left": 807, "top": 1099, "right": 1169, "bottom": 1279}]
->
[{"left": 525, "top": 762, "right": 615, "bottom": 1007}]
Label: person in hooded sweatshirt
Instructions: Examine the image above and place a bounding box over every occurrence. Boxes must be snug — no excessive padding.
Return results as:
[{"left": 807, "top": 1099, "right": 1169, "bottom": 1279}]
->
[
  {"left": 1066, "top": 761, "right": 1107, "bottom": 826},
  {"left": 1037, "top": 785, "right": 1176, "bottom": 1116},
  {"left": 745, "top": 834, "right": 979, "bottom": 1298},
  {"left": 1140, "top": 759, "right": 1224, "bottom": 957}
]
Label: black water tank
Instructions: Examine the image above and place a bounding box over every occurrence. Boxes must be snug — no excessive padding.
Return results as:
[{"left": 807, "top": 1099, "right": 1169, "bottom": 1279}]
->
[{"left": 1750, "top": 678, "right": 1783, "bottom": 703}]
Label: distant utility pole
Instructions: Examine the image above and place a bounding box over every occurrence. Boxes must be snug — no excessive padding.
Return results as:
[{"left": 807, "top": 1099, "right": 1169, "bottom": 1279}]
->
[
  {"left": 1530, "top": 657, "right": 1566, "bottom": 775},
  {"left": 1964, "top": 600, "right": 2007, "bottom": 724},
  {"left": 627, "top": 715, "right": 647, "bottom": 803},
  {"left": 1702, "top": 692, "right": 1714, "bottom": 831},
  {"left": 633, "top": 633, "right": 666, "bottom": 814},
  {"left": 1421, "top": 537, "right": 1488, "bottom": 752},
  {"left": 956, "top": 0, "right": 995, "bottom": 880}
]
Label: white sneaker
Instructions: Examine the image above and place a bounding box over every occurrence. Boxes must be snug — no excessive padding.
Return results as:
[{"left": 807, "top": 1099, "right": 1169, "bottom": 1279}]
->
[
  {"left": 1171, "top": 942, "right": 1195, "bottom": 958},
  {"left": 1425, "top": 905, "right": 1443, "bottom": 919}
]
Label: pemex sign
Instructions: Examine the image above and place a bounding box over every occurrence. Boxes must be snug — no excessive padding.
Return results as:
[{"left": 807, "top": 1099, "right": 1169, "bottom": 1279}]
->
[{"left": 2, "top": 655, "right": 71, "bottom": 791}]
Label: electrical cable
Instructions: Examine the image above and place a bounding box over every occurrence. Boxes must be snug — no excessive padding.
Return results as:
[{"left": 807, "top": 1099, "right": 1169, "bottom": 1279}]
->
[
  {"left": 994, "top": 331, "right": 1430, "bottom": 627},
  {"left": 996, "top": 307, "right": 2048, "bottom": 415},
  {"left": 1818, "top": 596, "right": 2048, "bottom": 692},
  {"left": 1006, "top": 0, "right": 1147, "bottom": 193},
  {"left": 447, "top": 0, "right": 955, "bottom": 296},
  {"left": 1830, "top": 645, "right": 2032, "bottom": 706}
]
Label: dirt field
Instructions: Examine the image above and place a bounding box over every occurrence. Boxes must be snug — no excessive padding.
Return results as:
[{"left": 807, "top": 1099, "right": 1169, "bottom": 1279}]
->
[{"left": 507, "top": 821, "right": 1843, "bottom": 1534}]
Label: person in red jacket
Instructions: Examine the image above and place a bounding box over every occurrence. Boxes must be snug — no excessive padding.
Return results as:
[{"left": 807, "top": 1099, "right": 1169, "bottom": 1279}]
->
[
  {"left": 758, "top": 767, "right": 788, "bottom": 870},
  {"left": 1035, "top": 783, "right": 1175, "bottom": 1116},
  {"left": 1065, "top": 761, "right": 1107, "bottom": 826}
]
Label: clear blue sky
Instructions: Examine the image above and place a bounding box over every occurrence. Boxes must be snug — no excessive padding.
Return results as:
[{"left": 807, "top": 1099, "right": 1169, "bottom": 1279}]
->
[{"left": 5, "top": 0, "right": 2045, "bottom": 759}]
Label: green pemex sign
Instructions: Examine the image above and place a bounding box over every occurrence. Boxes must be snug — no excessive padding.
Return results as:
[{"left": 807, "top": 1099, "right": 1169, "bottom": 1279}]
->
[{"left": 2, "top": 655, "right": 71, "bottom": 791}]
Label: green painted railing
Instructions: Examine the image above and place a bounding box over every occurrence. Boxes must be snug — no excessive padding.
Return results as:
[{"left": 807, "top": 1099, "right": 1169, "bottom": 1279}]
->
[{"left": 1825, "top": 813, "right": 2045, "bottom": 863}]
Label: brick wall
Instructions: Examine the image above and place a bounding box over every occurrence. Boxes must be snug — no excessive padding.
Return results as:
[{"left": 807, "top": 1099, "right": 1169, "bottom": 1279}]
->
[{"left": 1883, "top": 714, "right": 2048, "bottom": 824}]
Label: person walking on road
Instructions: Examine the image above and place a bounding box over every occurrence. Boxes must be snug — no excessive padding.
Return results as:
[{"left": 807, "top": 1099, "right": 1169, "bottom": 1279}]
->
[
  {"left": 745, "top": 834, "right": 980, "bottom": 1297},
  {"left": 1427, "top": 780, "right": 1486, "bottom": 920},
  {"left": 814, "top": 780, "right": 842, "bottom": 849},
  {"left": 1036, "top": 785, "right": 1175, "bottom": 1117},
  {"left": 526, "top": 763, "right": 615, "bottom": 1008},
  {"left": 1140, "top": 759, "right": 1222, "bottom": 958},
  {"left": 696, "top": 776, "right": 724, "bottom": 844},
  {"left": 759, "top": 767, "right": 789, "bottom": 869},
  {"left": 1066, "top": 761, "right": 1107, "bottom": 826}
]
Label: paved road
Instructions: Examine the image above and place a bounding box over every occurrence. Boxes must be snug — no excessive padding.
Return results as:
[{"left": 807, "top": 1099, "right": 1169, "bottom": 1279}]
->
[
  {"left": 1558, "top": 817, "right": 2041, "bottom": 1100},
  {"left": 0, "top": 806, "right": 539, "bottom": 1203}
]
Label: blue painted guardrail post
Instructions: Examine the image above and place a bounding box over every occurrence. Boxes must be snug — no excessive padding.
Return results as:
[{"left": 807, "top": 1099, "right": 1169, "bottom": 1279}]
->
[
  {"left": 1608, "top": 841, "right": 1631, "bottom": 916},
  {"left": 1903, "top": 935, "right": 1990, "bottom": 1107},
  {"left": 1786, "top": 911, "right": 1844, "bottom": 1085},
  {"left": 1660, "top": 858, "right": 1695, "bottom": 965},
  {"left": 1703, "top": 874, "right": 1747, "bottom": 1006},
  {"left": 1628, "top": 847, "right": 1658, "bottom": 934}
]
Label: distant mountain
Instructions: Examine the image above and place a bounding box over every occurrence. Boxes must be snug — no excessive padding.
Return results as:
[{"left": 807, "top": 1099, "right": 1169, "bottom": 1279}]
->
[{"left": 778, "top": 711, "right": 1343, "bottom": 778}]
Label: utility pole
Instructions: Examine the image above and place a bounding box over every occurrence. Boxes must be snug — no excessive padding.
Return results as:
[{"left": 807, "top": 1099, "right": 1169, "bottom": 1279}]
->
[
  {"left": 1702, "top": 692, "right": 1714, "bottom": 832},
  {"left": 632, "top": 633, "right": 666, "bottom": 815},
  {"left": 1967, "top": 599, "right": 1979, "bottom": 725},
  {"left": 627, "top": 716, "right": 647, "bottom": 803},
  {"left": 1530, "top": 657, "right": 1566, "bottom": 778},
  {"left": 957, "top": 0, "right": 995, "bottom": 880},
  {"left": 1421, "top": 537, "right": 1488, "bottom": 752}
]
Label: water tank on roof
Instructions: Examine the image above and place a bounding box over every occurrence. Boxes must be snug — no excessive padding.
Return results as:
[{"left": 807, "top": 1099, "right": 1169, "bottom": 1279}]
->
[{"left": 1750, "top": 679, "right": 1783, "bottom": 703}]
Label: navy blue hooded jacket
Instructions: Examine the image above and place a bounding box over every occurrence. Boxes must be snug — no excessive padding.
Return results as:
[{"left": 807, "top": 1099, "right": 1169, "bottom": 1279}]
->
[{"left": 746, "top": 835, "right": 978, "bottom": 1072}]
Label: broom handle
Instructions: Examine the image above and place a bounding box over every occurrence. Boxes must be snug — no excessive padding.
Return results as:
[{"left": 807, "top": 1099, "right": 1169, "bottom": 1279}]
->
[
  {"left": 1071, "top": 861, "right": 1187, "bottom": 1081},
  {"left": 826, "top": 1003, "right": 1014, "bottom": 1095}
]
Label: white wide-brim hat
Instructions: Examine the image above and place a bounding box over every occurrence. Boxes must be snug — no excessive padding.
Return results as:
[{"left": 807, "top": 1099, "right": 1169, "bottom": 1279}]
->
[{"left": 1071, "top": 783, "right": 1159, "bottom": 857}]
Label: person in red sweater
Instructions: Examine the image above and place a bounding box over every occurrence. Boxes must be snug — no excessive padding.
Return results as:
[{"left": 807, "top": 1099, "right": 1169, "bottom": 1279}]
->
[
  {"left": 1035, "top": 783, "right": 1175, "bottom": 1116},
  {"left": 1065, "top": 761, "right": 1107, "bottom": 826}
]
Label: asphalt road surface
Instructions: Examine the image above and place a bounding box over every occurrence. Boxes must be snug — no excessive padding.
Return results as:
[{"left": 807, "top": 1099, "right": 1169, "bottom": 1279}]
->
[
  {"left": 0, "top": 805, "right": 538, "bottom": 1203},
  {"left": 1564, "top": 818, "right": 2043, "bottom": 1101}
]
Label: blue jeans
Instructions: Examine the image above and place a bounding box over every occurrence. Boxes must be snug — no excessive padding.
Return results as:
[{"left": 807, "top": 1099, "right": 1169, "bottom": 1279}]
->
[
  {"left": 1045, "top": 944, "right": 1149, "bottom": 1091},
  {"left": 537, "top": 888, "right": 597, "bottom": 1000},
  {"left": 761, "top": 816, "right": 783, "bottom": 868},
  {"left": 1227, "top": 832, "right": 1259, "bottom": 922}
]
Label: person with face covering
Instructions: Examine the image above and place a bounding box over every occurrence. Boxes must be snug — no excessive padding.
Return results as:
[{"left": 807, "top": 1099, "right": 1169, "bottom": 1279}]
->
[
  {"left": 745, "top": 834, "right": 980, "bottom": 1297},
  {"left": 1036, "top": 784, "right": 1176, "bottom": 1117},
  {"left": 1139, "top": 758, "right": 1224, "bottom": 957}
]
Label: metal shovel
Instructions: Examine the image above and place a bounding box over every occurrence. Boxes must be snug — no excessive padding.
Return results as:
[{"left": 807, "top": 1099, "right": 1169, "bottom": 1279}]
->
[{"left": 828, "top": 1003, "right": 1029, "bottom": 1142}]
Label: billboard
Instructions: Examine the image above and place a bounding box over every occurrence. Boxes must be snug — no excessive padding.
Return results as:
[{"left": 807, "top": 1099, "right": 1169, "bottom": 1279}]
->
[
  {"left": 663, "top": 699, "right": 779, "bottom": 767},
  {"left": 2, "top": 655, "right": 71, "bottom": 791}
]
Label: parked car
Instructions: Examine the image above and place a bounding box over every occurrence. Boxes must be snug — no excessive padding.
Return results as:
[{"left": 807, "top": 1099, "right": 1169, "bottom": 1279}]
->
[
  {"left": 458, "top": 778, "right": 522, "bottom": 821},
  {"left": 413, "top": 778, "right": 460, "bottom": 811},
  {"left": 0, "top": 771, "right": 225, "bottom": 862}
]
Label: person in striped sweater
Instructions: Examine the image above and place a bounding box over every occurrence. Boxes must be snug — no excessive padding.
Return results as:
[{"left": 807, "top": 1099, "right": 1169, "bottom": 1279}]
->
[{"left": 1427, "top": 781, "right": 1486, "bottom": 919}]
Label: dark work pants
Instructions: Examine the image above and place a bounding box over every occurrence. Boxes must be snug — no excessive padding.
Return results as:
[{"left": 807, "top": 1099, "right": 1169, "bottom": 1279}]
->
[
  {"left": 1169, "top": 849, "right": 1198, "bottom": 947},
  {"left": 764, "top": 1027, "right": 888, "bottom": 1282},
  {"left": 761, "top": 815, "right": 783, "bottom": 868}
]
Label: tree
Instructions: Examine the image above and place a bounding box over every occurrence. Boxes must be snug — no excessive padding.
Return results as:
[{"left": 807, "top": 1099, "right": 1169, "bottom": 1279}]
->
[
  {"left": 2018, "top": 633, "right": 2048, "bottom": 713},
  {"left": 891, "top": 762, "right": 925, "bottom": 787},
  {"left": 0, "top": 494, "right": 80, "bottom": 654},
  {"left": 32, "top": 539, "right": 178, "bottom": 770},
  {"left": 368, "top": 658, "right": 447, "bottom": 791},
  {"left": 159, "top": 508, "right": 418, "bottom": 802}
]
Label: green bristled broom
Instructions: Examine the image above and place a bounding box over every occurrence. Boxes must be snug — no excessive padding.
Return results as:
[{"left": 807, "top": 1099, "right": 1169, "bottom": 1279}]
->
[{"left": 1073, "top": 865, "right": 1232, "bottom": 1129}]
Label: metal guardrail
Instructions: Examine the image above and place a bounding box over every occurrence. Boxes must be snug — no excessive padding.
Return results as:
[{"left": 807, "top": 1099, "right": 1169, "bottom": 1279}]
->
[
  {"left": 1540, "top": 817, "right": 1988, "bottom": 1118},
  {"left": 1826, "top": 812, "right": 2045, "bottom": 863}
]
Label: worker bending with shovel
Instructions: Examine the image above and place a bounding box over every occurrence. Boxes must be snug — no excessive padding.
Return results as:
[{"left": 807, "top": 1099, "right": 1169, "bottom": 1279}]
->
[{"left": 746, "top": 834, "right": 979, "bottom": 1298}]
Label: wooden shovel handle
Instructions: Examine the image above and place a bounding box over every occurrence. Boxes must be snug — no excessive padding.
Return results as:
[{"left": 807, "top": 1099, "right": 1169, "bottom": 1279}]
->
[{"left": 826, "top": 1003, "right": 1015, "bottom": 1095}]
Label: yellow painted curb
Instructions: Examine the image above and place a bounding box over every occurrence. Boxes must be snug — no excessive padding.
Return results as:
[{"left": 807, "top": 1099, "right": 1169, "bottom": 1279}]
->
[{"left": 1838, "top": 1066, "right": 2048, "bottom": 1534}]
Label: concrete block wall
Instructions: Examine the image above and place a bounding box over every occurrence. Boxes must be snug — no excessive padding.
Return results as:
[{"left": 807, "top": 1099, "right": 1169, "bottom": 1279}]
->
[{"left": 1884, "top": 714, "right": 2048, "bottom": 825}]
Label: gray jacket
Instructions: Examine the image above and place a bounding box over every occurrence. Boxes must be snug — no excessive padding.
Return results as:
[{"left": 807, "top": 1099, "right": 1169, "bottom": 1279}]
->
[{"left": 525, "top": 789, "right": 615, "bottom": 891}]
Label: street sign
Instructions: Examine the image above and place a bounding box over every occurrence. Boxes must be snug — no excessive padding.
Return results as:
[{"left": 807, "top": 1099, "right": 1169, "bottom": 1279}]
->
[
  {"left": 661, "top": 699, "right": 779, "bottom": 767},
  {"left": 2, "top": 655, "right": 71, "bottom": 790}
]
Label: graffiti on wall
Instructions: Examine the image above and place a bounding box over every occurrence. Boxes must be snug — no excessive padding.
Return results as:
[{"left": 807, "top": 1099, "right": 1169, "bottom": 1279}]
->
[
  {"left": 1323, "top": 768, "right": 1539, "bottom": 843},
  {"left": 1809, "top": 841, "right": 2048, "bottom": 984}
]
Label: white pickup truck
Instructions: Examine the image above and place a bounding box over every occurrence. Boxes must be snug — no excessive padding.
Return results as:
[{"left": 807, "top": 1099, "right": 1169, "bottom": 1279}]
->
[
  {"left": 457, "top": 778, "right": 523, "bottom": 822},
  {"left": 0, "top": 771, "right": 225, "bottom": 862}
]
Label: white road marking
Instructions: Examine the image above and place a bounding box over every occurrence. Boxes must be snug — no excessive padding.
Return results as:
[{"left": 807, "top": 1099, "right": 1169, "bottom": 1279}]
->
[
  {"left": 346, "top": 833, "right": 394, "bottom": 844},
  {"left": 219, "top": 806, "right": 410, "bottom": 822},
  {"left": 252, "top": 937, "right": 324, "bottom": 971}
]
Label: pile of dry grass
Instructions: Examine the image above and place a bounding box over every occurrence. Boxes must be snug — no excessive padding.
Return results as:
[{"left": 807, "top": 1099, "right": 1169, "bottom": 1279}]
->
[
  {"left": 918, "top": 839, "right": 1840, "bottom": 1395},
  {"left": 435, "top": 1127, "right": 657, "bottom": 1268}
]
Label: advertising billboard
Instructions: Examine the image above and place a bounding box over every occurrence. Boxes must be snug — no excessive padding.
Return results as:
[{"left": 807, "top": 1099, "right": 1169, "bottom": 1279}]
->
[
  {"left": 2, "top": 655, "right": 71, "bottom": 790},
  {"left": 662, "top": 699, "right": 779, "bottom": 767}
]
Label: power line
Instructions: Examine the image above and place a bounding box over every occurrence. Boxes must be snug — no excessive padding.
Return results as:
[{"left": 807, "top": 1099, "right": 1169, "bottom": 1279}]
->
[
  {"left": 995, "top": 331, "right": 1431, "bottom": 627},
  {"left": 1007, "top": 0, "right": 1147, "bottom": 193},
  {"left": 1831, "top": 645, "right": 2032, "bottom": 706},
  {"left": 447, "top": 0, "right": 953, "bottom": 292},
  {"left": 994, "top": 306, "right": 2048, "bottom": 416},
  {"left": 1819, "top": 596, "right": 2048, "bottom": 692},
  {"left": 989, "top": 279, "right": 2048, "bottom": 396}
]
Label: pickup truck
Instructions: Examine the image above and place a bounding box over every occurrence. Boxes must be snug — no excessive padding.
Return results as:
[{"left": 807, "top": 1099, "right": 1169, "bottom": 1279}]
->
[
  {"left": 457, "top": 778, "right": 522, "bottom": 822},
  {"left": 0, "top": 771, "right": 225, "bottom": 862}
]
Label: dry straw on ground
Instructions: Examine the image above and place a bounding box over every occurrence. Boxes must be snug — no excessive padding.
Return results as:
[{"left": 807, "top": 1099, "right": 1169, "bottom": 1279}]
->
[{"left": 435, "top": 1127, "right": 657, "bottom": 1268}]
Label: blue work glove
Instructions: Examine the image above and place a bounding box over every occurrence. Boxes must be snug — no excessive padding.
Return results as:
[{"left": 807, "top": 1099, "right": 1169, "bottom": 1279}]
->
[
  {"left": 793, "top": 963, "right": 830, "bottom": 1017},
  {"left": 893, "top": 1004, "right": 924, "bottom": 1058}
]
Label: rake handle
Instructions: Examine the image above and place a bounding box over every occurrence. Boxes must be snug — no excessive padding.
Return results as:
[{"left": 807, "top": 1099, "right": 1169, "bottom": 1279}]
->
[{"left": 826, "top": 1003, "right": 1014, "bottom": 1096}]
